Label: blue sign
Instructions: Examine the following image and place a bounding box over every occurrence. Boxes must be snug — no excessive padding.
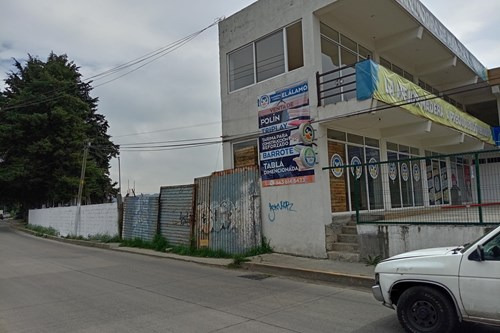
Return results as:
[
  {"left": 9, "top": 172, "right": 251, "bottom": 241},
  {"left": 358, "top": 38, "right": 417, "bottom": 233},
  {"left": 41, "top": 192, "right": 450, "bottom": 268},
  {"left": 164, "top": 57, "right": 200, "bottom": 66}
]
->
[{"left": 493, "top": 127, "right": 500, "bottom": 146}]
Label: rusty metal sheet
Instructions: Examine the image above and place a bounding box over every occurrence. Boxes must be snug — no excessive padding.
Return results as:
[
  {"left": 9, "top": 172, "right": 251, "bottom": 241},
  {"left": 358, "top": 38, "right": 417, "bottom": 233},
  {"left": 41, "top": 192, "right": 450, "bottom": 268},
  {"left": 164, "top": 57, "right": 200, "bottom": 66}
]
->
[
  {"left": 159, "top": 185, "right": 195, "bottom": 247},
  {"left": 194, "top": 166, "right": 261, "bottom": 254},
  {"left": 194, "top": 176, "right": 211, "bottom": 249},
  {"left": 122, "top": 194, "right": 159, "bottom": 241}
]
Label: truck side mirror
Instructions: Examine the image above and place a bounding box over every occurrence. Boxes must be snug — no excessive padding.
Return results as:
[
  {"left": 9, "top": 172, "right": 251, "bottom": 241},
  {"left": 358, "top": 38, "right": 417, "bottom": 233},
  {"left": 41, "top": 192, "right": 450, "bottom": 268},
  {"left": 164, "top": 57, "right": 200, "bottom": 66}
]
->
[{"left": 469, "top": 245, "right": 485, "bottom": 262}]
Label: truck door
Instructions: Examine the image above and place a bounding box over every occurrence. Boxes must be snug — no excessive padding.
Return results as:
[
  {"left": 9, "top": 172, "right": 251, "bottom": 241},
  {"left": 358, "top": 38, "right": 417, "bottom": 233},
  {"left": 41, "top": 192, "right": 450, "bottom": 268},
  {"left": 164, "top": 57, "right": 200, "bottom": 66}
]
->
[{"left": 459, "top": 231, "right": 500, "bottom": 320}]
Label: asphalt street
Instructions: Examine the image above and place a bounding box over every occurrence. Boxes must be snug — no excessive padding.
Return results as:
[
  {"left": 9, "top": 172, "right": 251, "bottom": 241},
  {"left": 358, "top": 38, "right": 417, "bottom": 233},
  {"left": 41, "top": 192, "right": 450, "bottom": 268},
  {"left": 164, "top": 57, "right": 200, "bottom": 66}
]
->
[{"left": 0, "top": 223, "right": 498, "bottom": 333}]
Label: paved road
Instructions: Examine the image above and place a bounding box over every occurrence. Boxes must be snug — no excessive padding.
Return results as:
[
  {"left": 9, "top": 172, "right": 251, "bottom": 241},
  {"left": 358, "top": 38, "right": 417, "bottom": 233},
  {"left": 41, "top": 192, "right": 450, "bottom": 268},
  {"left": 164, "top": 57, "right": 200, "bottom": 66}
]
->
[{"left": 1, "top": 224, "right": 498, "bottom": 333}]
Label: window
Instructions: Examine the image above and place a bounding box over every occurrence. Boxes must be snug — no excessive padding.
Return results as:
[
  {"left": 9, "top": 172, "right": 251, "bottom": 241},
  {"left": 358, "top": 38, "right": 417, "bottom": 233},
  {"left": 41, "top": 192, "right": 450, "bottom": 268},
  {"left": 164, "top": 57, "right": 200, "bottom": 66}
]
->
[
  {"left": 484, "top": 233, "right": 500, "bottom": 261},
  {"left": 256, "top": 31, "right": 285, "bottom": 82},
  {"left": 387, "top": 143, "right": 423, "bottom": 208},
  {"left": 320, "top": 23, "right": 372, "bottom": 104},
  {"left": 233, "top": 140, "right": 258, "bottom": 168},
  {"left": 229, "top": 45, "right": 254, "bottom": 92},
  {"left": 227, "top": 22, "right": 304, "bottom": 92},
  {"left": 380, "top": 57, "right": 414, "bottom": 82},
  {"left": 328, "top": 131, "right": 382, "bottom": 212},
  {"left": 286, "top": 22, "right": 304, "bottom": 71}
]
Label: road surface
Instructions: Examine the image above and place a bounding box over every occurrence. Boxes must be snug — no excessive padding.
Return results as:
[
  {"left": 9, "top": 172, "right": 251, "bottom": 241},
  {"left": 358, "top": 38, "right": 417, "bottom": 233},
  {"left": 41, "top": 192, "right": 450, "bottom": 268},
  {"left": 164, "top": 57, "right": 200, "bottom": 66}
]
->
[{"left": 0, "top": 223, "right": 498, "bottom": 333}]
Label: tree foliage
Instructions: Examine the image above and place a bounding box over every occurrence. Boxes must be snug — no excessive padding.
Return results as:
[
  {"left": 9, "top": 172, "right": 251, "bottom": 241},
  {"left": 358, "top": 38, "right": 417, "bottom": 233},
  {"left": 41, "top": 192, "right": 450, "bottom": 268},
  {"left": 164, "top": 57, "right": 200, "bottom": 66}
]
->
[{"left": 0, "top": 53, "right": 118, "bottom": 209}]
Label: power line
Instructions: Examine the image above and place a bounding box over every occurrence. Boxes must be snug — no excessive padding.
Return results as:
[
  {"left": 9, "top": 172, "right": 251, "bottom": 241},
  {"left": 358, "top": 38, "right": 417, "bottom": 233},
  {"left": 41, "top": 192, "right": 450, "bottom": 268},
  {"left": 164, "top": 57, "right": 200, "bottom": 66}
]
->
[{"left": 0, "top": 19, "right": 222, "bottom": 112}]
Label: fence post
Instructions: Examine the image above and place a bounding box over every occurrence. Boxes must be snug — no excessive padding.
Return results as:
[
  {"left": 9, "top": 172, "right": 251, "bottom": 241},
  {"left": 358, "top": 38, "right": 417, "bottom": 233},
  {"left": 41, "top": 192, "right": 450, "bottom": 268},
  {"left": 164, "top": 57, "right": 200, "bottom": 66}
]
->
[
  {"left": 474, "top": 153, "right": 483, "bottom": 223},
  {"left": 354, "top": 176, "right": 360, "bottom": 224},
  {"left": 316, "top": 71, "right": 322, "bottom": 107}
]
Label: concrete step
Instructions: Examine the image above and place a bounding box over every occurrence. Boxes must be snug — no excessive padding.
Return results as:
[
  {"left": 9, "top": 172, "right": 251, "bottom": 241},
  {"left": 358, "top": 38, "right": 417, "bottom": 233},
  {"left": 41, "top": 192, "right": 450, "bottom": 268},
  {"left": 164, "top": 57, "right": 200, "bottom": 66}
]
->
[
  {"left": 327, "top": 251, "right": 360, "bottom": 262},
  {"left": 331, "top": 242, "right": 359, "bottom": 252},
  {"left": 342, "top": 226, "right": 358, "bottom": 235},
  {"left": 338, "top": 234, "right": 358, "bottom": 243}
]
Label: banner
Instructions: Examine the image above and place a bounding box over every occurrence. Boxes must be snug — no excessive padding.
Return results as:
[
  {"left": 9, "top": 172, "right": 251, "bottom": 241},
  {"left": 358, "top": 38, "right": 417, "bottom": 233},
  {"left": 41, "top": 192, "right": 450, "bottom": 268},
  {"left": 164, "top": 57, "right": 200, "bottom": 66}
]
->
[
  {"left": 356, "top": 60, "right": 494, "bottom": 145},
  {"left": 257, "top": 81, "right": 316, "bottom": 187}
]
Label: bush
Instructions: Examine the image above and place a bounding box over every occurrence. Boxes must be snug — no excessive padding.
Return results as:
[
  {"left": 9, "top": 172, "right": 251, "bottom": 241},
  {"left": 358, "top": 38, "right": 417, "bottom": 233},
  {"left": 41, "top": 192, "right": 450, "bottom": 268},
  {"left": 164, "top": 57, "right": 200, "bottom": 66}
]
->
[{"left": 25, "top": 224, "right": 59, "bottom": 237}]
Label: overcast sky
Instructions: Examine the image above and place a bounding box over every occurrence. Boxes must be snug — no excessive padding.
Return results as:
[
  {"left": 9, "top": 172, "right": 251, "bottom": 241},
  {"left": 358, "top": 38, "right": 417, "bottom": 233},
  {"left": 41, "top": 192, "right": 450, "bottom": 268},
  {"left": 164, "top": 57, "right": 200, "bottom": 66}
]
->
[{"left": 1, "top": 0, "right": 499, "bottom": 195}]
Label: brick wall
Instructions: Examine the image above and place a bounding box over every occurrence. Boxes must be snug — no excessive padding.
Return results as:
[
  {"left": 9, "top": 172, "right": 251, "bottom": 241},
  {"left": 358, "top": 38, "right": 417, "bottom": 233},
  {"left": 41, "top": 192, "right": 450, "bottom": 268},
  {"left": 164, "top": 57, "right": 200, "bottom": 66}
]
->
[{"left": 28, "top": 203, "right": 119, "bottom": 237}]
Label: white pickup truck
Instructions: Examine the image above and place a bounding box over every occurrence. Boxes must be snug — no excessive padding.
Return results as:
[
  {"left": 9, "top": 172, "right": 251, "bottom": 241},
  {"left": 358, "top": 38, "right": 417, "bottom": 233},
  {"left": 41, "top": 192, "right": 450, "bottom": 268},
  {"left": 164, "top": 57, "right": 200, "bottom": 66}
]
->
[{"left": 372, "top": 225, "right": 500, "bottom": 333}]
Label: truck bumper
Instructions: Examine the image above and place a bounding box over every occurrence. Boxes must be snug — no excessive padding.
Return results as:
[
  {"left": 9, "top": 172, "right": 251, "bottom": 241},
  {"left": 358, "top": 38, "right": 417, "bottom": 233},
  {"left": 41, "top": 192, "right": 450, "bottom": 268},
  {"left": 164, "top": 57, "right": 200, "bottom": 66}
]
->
[{"left": 372, "top": 284, "right": 384, "bottom": 302}]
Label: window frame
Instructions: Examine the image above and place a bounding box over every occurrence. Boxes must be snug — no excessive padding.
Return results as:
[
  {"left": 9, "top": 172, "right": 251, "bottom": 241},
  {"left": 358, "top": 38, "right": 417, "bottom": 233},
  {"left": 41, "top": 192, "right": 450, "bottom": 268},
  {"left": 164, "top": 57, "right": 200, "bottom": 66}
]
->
[{"left": 227, "top": 21, "right": 304, "bottom": 93}]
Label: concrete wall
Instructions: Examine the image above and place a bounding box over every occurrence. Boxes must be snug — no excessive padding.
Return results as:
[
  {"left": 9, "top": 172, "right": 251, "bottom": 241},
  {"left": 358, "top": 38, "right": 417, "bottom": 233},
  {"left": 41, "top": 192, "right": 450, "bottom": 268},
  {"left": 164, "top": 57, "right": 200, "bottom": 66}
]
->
[
  {"left": 357, "top": 224, "right": 495, "bottom": 258},
  {"left": 29, "top": 203, "right": 119, "bottom": 237}
]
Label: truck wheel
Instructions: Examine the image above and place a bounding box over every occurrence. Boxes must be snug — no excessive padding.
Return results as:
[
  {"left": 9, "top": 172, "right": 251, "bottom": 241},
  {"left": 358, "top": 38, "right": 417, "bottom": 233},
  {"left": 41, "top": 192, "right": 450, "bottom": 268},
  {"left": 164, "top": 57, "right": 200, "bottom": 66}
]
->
[{"left": 397, "top": 286, "right": 458, "bottom": 333}]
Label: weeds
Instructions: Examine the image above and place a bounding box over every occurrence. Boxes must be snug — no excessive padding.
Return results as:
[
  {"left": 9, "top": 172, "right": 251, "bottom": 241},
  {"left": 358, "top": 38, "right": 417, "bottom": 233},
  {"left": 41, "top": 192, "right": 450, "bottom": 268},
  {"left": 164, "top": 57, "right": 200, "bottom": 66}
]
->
[
  {"left": 362, "top": 254, "right": 382, "bottom": 266},
  {"left": 25, "top": 224, "right": 59, "bottom": 237}
]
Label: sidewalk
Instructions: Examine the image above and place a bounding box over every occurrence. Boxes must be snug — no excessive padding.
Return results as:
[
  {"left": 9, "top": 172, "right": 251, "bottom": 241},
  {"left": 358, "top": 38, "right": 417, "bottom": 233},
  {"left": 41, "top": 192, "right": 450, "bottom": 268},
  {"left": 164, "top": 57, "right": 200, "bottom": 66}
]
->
[{"left": 10, "top": 223, "right": 374, "bottom": 289}]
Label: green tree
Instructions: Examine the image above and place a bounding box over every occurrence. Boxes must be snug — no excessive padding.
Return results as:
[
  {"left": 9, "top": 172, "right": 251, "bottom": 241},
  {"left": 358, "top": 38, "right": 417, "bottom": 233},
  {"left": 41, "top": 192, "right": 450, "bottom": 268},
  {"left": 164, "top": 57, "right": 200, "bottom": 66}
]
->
[{"left": 0, "top": 53, "right": 118, "bottom": 210}]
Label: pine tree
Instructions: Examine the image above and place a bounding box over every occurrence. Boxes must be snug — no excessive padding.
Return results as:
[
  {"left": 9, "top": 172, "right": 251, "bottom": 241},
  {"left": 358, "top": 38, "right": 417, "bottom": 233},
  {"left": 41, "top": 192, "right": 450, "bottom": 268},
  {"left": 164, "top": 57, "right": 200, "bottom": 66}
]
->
[{"left": 0, "top": 53, "right": 118, "bottom": 209}]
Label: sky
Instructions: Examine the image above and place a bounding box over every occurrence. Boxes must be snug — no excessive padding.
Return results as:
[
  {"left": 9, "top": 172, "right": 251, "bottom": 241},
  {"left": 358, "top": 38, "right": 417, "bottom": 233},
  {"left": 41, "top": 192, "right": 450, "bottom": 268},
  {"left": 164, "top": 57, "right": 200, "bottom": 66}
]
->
[{"left": 0, "top": 0, "right": 499, "bottom": 195}]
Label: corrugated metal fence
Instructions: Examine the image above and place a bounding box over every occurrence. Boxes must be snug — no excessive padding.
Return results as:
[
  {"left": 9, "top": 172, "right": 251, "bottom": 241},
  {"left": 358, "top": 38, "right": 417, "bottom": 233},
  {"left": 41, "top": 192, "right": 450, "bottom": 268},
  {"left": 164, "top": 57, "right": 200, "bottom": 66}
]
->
[
  {"left": 195, "top": 167, "right": 262, "bottom": 254},
  {"left": 159, "top": 185, "right": 195, "bottom": 247},
  {"left": 122, "top": 194, "right": 159, "bottom": 241}
]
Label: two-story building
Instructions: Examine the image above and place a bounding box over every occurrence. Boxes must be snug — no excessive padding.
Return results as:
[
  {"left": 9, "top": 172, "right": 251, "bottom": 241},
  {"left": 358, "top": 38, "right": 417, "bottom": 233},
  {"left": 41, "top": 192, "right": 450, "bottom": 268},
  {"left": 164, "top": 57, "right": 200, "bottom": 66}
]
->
[{"left": 218, "top": 0, "right": 500, "bottom": 258}]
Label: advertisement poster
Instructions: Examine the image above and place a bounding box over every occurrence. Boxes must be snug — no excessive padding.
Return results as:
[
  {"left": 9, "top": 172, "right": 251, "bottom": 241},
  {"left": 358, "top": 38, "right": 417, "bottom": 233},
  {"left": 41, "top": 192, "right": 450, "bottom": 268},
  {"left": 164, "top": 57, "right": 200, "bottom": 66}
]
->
[{"left": 257, "top": 81, "right": 316, "bottom": 187}]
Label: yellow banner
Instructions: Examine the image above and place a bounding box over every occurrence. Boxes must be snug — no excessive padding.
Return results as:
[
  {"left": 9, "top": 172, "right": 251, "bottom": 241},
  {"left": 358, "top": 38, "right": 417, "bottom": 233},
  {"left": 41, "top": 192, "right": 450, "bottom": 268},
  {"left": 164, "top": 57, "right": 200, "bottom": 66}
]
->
[{"left": 373, "top": 66, "right": 494, "bottom": 145}]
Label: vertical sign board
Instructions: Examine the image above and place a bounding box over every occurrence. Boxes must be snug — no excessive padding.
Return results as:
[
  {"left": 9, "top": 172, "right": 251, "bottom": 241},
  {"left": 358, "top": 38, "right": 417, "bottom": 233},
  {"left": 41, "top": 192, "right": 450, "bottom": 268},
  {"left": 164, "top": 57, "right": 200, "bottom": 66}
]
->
[{"left": 257, "top": 81, "right": 316, "bottom": 187}]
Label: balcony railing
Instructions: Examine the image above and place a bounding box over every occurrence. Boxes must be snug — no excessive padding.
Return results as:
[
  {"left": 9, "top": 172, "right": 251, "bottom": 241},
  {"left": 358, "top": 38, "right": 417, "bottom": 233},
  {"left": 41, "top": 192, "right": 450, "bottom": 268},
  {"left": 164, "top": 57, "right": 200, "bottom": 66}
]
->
[{"left": 316, "top": 64, "right": 357, "bottom": 107}]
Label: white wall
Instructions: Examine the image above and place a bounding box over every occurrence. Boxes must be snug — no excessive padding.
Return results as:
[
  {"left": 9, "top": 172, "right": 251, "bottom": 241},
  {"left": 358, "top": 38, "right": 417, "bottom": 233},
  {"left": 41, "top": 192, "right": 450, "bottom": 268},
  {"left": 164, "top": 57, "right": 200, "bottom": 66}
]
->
[
  {"left": 358, "top": 224, "right": 492, "bottom": 257},
  {"left": 28, "top": 203, "right": 119, "bottom": 237}
]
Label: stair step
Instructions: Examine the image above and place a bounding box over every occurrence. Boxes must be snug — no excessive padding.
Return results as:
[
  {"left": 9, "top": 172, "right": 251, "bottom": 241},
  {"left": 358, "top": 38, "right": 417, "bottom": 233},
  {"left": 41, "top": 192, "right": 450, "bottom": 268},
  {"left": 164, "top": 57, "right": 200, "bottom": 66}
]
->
[
  {"left": 342, "top": 226, "right": 358, "bottom": 235},
  {"left": 338, "top": 234, "right": 358, "bottom": 243},
  {"left": 331, "top": 242, "right": 359, "bottom": 252},
  {"left": 327, "top": 251, "right": 360, "bottom": 262}
]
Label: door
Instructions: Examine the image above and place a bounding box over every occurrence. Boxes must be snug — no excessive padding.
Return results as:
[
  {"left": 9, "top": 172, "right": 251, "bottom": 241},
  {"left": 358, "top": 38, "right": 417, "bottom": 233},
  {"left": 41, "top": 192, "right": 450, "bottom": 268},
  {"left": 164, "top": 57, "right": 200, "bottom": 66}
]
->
[{"left": 459, "top": 231, "right": 500, "bottom": 320}]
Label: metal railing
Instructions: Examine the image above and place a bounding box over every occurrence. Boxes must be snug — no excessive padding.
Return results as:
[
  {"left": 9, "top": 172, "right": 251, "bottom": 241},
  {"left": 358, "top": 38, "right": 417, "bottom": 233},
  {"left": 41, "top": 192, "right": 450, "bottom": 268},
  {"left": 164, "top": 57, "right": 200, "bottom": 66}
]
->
[
  {"left": 324, "top": 149, "right": 500, "bottom": 225},
  {"left": 316, "top": 63, "right": 357, "bottom": 106}
]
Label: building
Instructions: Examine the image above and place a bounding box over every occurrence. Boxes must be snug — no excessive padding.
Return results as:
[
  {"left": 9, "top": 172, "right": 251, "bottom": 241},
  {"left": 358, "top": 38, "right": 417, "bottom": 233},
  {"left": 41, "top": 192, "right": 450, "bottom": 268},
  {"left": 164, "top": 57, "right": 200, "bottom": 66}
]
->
[{"left": 218, "top": 0, "right": 500, "bottom": 258}]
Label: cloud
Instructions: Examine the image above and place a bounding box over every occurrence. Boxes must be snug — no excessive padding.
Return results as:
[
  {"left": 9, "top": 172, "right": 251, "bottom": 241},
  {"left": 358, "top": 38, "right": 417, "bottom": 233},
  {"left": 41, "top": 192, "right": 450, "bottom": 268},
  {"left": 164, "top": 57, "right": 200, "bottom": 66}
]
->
[{"left": 1, "top": 0, "right": 498, "bottom": 194}]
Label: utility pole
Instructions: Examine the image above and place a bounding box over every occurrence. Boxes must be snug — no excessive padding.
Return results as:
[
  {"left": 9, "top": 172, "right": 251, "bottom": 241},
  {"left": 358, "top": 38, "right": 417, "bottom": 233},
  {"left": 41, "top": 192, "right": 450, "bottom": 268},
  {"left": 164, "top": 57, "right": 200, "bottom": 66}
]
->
[{"left": 75, "top": 142, "right": 91, "bottom": 235}]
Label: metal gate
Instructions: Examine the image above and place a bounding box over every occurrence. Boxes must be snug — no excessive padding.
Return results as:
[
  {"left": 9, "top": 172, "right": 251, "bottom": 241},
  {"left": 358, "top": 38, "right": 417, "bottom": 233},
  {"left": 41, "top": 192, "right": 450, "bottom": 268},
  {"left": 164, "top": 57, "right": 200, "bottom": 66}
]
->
[
  {"left": 159, "top": 185, "right": 195, "bottom": 247},
  {"left": 194, "top": 166, "right": 262, "bottom": 254},
  {"left": 122, "top": 195, "right": 159, "bottom": 241}
]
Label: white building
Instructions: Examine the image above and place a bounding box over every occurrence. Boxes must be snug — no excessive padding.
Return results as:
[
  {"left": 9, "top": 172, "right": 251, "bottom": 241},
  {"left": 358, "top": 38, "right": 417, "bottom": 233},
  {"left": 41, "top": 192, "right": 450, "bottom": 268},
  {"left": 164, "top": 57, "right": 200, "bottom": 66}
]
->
[{"left": 218, "top": 0, "right": 500, "bottom": 258}]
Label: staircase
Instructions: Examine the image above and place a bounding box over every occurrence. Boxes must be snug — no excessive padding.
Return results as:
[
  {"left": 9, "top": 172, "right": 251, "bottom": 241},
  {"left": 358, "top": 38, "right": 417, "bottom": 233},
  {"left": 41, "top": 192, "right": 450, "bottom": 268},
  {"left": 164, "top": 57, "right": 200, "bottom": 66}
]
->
[{"left": 326, "top": 219, "right": 360, "bottom": 262}]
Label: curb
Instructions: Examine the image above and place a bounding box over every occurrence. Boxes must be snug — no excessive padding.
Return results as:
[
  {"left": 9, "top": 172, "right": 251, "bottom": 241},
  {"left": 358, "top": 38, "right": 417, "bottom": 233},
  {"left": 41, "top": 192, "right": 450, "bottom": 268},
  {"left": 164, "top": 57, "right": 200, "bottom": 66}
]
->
[
  {"left": 241, "top": 262, "right": 373, "bottom": 289},
  {"left": 11, "top": 225, "right": 113, "bottom": 250},
  {"left": 10, "top": 225, "right": 373, "bottom": 289}
]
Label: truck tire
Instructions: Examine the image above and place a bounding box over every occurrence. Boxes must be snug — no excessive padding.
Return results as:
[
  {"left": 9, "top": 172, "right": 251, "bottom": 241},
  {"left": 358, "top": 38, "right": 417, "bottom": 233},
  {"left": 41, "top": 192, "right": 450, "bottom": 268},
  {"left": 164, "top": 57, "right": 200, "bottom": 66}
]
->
[{"left": 397, "top": 286, "right": 458, "bottom": 333}]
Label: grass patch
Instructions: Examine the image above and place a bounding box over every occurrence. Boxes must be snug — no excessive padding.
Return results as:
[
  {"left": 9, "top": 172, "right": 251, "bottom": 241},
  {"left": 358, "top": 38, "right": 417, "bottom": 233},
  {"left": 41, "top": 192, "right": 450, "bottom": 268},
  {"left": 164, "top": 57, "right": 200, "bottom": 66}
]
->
[
  {"left": 120, "top": 234, "right": 273, "bottom": 268},
  {"left": 362, "top": 254, "right": 382, "bottom": 266},
  {"left": 63, "top": 233, "right": 121, "bottom": 243},
  {"left": 25, "top": 224, "right": 59, "bottom": 237}
]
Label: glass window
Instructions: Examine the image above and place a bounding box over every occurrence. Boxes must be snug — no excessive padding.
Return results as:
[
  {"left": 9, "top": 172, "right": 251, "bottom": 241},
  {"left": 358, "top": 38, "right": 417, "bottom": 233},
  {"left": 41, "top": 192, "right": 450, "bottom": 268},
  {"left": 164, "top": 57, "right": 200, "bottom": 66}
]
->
[
  {"left": 228, "top": 45, "right": 254, "bottom": 91},
  {"left": 340, "top": 34, "right": 357, "bottom": 53},
  {"left": 256, "top": 31, "right": 285, "bottom": 82},
  {"left": 366, "top": 148, "right": 383, "bottom": 209},
  {"left": 403, "top": 71, "right": 414, "bottom": 82},
  {"left": 387, "top": 142, "right": 398, "bottom": 152},
  {"left": 365, "top": 137, "right": 379, "bottom": 148},
  {"left": 340, "top": 46, "right": 357, "bottom": 100},
  {"left": 358, "top": 45, "right": 372, "bottom": 60},
  {"left": 392, "top": 64, "right": 404, "bottom": 77},
  {"left": 233, "top": 140, "right": 258, "bottom": 168},
  {"left": 380, "top": 57, "right": 391, "bottom": 69},
  {"left": 286, "top": 22, "right": 304, "bottom": 71},
  {"left": 327, "top": 129, "right": 346, "bottom": 141},
  {"left": 321, "top": 37, "right": 341, "bottom": 104},
  {"left": 347, "top": 133, "right": 363, "bottom": 145},
  {"left": 388, "top": 152, "right": 402, "bottom": 208},
  {"left": 320, "top": 23, "right": 339, "bottom": 42}
]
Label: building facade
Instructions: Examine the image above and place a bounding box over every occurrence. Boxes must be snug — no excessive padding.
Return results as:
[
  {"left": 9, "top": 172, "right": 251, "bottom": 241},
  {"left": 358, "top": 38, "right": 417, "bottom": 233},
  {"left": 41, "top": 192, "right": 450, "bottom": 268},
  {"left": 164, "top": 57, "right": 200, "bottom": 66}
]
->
[{"left": 218, "top": 0, "right": 500, "bottom": 258}]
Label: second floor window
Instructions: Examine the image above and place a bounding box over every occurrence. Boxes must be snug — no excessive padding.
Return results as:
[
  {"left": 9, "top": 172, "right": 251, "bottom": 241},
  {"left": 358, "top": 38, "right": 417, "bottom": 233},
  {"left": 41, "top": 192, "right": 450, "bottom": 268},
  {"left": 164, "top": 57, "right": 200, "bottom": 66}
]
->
[{"left": 228, "top": 21, "right": 304, "bottom": 92}]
